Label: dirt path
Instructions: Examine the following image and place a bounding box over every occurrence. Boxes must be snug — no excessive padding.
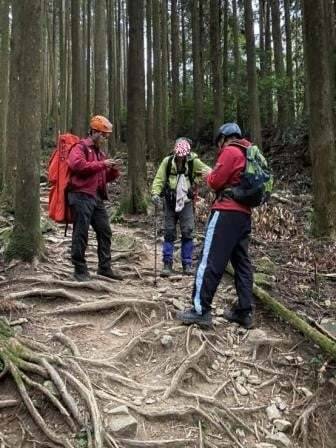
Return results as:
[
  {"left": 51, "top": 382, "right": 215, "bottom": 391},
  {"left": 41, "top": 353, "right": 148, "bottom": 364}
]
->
[{"left": 0, "top": 189, "right": 335, "bottom": 448}]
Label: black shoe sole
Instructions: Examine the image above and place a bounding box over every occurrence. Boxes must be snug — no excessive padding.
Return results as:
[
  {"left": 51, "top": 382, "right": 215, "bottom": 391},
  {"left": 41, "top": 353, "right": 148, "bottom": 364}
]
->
[
  {"left": 176, "top": 314, "right": 212, "bottom": 328},
  {"left": 224, "top": 315, "right": 253, "bottom": 329},
  {"left": 73, "top": 275, "right": 90, "bottom": 282}
]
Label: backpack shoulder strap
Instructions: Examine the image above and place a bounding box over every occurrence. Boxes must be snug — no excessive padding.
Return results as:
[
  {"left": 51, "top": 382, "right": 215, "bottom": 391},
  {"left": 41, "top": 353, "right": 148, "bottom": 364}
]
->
[
  {"left": 72, "top": 140, "right": 90, "bottom": 159},
  {"left": 165, "top": 155, "right": 174, "bottom": 182},
  {"left": 187, "top": 159, "right": 194, "bottom": 185}
]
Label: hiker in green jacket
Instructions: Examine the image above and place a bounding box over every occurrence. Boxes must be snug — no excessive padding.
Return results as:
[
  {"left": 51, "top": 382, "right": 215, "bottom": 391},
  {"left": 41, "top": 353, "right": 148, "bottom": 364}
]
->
[{"left": 151, "top": 138, "right": 211, "bottom": 277}]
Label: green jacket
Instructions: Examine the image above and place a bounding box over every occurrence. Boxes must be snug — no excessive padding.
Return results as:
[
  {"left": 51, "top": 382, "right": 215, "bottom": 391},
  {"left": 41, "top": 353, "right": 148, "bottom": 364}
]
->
[{"left": 151, "top": 152, "right": 210, "bottom": 196}]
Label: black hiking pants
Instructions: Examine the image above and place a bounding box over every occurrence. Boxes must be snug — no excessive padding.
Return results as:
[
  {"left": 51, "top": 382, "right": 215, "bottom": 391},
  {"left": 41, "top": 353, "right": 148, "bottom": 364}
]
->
[
  {"left": 192, "top": 210, "right": 253, "bottom": 315},
  {"left": 68, "top": 192, "right": 112, "bottom": 274}
]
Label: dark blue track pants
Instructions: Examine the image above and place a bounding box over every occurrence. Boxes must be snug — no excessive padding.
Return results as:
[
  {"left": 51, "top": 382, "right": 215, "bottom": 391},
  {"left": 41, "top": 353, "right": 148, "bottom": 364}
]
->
[{"left": 192, "top": 210, "right": 253, "bottom": 315}]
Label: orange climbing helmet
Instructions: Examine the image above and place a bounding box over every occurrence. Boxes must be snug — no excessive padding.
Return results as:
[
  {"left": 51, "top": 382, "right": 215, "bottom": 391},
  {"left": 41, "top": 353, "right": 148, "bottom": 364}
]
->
[{"left": 90, "top": 115, "right": 113, "bottom": 133}]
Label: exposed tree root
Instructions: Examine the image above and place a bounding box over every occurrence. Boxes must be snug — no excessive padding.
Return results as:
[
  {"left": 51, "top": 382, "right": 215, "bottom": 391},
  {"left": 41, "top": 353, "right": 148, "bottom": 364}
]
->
[
  {"left": 112, "top": 321, "right": 166, "bottom": 361},
  {"left": 5, "top": 276, "right": 116, "bottom": 293},
  {"left": 163, "top": 341, "right": 206, "bottom": 399},
  {"left": 0, "top": 399, "right": 19, "bottom": 408},
  {"left": 119, "top": 439, "right": 197, "bottom": 447},
  {"left": 103, "top": 371, "right": 165, "bottom": 392},
  {"left": 7, "top": 288, "right": 85, "bottom": 303},
  {"left": 105, "top": 307, "right": 131, "bottom": 330},
  {"left": 0, "top": 318, "right": 109, "bottom": 448},
  {"left": 42, "top": 298, "right": 160, "bottom": 315},
  {"left": 6, "top": 359, "right": 74, "bottom": 448},
  {"left": 53, "top": 332, "right": 81, "bottom": 356},
  {"left": 293, "top": 398, "right": 332, "bottom": 448}
]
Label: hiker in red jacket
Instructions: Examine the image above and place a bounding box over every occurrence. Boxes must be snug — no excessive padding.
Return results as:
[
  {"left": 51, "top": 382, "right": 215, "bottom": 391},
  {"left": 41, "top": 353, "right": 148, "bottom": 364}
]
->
[
  {"left": 67, "top": 115, "right": 123, "bottom": 282},
  {"left": 176, "top": 123, "right": 254, "bottom": 329}
]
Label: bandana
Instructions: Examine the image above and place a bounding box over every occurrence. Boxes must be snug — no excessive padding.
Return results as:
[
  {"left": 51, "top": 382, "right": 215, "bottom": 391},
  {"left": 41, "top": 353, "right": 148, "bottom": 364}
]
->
[{"left": 174, "top": 139, "right": 191, "bottom": 157}]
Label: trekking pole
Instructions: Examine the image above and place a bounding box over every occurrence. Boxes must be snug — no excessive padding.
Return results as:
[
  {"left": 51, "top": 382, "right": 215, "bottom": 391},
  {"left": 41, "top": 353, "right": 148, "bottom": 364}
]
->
[{"left": 154, "top": 203, "right": 158, "bottom": 287}]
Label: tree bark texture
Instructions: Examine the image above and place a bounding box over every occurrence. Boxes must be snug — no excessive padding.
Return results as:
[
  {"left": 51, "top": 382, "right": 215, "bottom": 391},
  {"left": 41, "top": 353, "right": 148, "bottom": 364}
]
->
[
  {"left": 244, "top": 0, "right": 262, "bottom": 146},
  {"left": 303, "top": 0, "right": 336, "bottom": 238},
  {"left": 161, "top": 0, "right": 168, "bottom": 145},
  {"left": 7, "top": 0, "right": 42, "bottom": 261},
  {"left": 3, "top": 0, "right": 21, "bottom": 206},
  {"left": 127, "top": 0, "right": 147, "bottom": 213},
  {"left": 71, "top": 0, "right": 85, "bottom": 135},
  {"left": 284, "top": 0, "right": 295, "bottom": 121},
  {"left": 192, "top": 0, "right": 203, "bottom": 140},
  {"left": 210, "top": 0, "right": 223, "bottom": 133},
  {"left": 171, "top": 0, "right": 180, "bottom": 136},
  {"left": 271, "top": 0, "right": 289, "bottom": 129},
  {"left": 94, "top": 0, "right": 108, "bottom": 116},
  {"left": 152, "top": 0, "right": 164, "bottom": 160},
  {"left": 146, "top": 0, "right": 154, "bottom": 155},
  {"left": 0, "top": 0, "right": 10, "bottom": 189}
]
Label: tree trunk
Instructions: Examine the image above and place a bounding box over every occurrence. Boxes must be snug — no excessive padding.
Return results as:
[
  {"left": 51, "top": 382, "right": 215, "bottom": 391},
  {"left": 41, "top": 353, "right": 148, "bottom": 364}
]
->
[
  {"left": 58, "top": 0, "right": 67, "bottom": 133},
  {"left": 210, "top": 0, "right": 223, "bottom": 134},
  {"left": 181, "top": 0, "right": 187, "bottom": 110},
  {"left": 303, "top": 0, "right": 336, "bottom": 238},
  {"left": 81, "top": 0, "right": 87, "bottom": 126},
  {"left": 146, "top": 0, "right": 154, "bottom": 156},
  {"left": 94, "top": 0, "right": 108, "bottom": 116},
  {"left": 71, "top": 0, "right": 84, "bottom": 135},
  {"left": 86, "top": 0, "right": 92, "bottom": 125},
  {"left": 152, "top": 0, "right": 164, "bottom": 161},
  {"left": 271, "top": 0, "right": 289, "bottom": 129},
  {"left": 223, "top": 0, "right": 229, "bottom": 110},
  {"left": 259, "top": 0, "right": 267, "bottom": 126},
  {"left": 0, "top": 0, "right": 10, "bottom": 189},
  {"left": 284, "top": 0, "right": 295, "bottom": 121},
  {"left": 161, "top": 0, "right": 168, "bottom": 145},
  {"left": 244, "top": 0, "right": 262, "bottom": 146},
  {"left": 51, "top": 1, "right": 59, "bottom": 138},
  {"left": 115, "top": 0, "right": 122, "bottom": 143},
  {"left": 171, "top": 0, "right": 180, "bottom": 136},
  {"left": 192, "top": 0, "right": 203, "bottom": 140},
  {"left": 232, "top": 0, "right": 242, "bottom": 123},
  {"left": 3, "top": 0, "right": 22, "bottom": 207},
  {"left": 107, "top": 0, "right": 116, "bottom": 153},
  {"left": 7, "top": 0, "right": 42, "bottom": 261},
  {"left": 127, "top": 0, "right": 147, "bottom": 213},
  {"left": 265, "top": 0, "right": 274, "bottom": 125}
]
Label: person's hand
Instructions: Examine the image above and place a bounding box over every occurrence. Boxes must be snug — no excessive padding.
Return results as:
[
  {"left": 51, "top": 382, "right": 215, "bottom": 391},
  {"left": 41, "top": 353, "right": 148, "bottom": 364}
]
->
[
  {"left": 152, "top": 195, "right": 161, "bottom": 206},
  {"left": 202, "top": 168, "right": 211, "bottom": 182},
  {"left": 104, "top": 158, "right": 123, "bottom": 169}
]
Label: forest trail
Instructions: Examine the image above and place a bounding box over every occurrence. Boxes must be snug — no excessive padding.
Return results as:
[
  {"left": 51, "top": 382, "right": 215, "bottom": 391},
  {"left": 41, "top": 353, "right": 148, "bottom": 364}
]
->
[{"left": 0, "top": 182, "right": 335, "bottom": 448}]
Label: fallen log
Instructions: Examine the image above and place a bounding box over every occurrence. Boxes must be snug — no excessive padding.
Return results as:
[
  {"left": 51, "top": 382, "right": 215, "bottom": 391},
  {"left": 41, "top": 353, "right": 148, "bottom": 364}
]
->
[
  {"left": 225, "top": 265, "right": 336, "bottom": 359},
  {"left": 253, "top": 285, "right": 336, "bottom": 360}
]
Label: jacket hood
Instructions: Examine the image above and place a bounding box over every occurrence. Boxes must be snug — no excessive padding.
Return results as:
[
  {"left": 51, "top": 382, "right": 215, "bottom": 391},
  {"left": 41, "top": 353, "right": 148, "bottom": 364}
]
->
[{"left": 217, "top": 138, "right": 252, "bottom": 157}]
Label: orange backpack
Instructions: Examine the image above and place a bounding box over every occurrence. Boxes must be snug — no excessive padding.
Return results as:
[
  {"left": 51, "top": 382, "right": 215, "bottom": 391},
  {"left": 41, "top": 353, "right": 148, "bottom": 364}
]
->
[{"left": 48, "top": 133, "right": 80, "bottom": 224}]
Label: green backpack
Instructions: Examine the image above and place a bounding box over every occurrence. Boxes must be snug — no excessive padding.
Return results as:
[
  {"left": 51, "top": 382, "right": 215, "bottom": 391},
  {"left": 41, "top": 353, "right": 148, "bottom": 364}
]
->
[{"left": 219, "top": 142, "right": 273, "bottom": 207}]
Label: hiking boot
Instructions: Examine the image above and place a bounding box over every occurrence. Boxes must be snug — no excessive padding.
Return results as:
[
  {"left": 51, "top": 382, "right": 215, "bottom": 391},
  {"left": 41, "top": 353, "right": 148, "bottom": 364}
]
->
[
  {"left": 73, "top": 269, "right": 91, "bottom": 282},
  {"left": 97, "top": 268, "right": 123, "bottom": 280},
  {"left": 161, "top": 262, "right": 173, "bottom": 277},
  {"left": 182, "top": 264, "right": 193, "bottom": 276},
  {"left": 224, "top": 309, "right": 254, "bottom": 329},
  {"left": 176, "top": 308, "right": 212, "bottom": 328}
]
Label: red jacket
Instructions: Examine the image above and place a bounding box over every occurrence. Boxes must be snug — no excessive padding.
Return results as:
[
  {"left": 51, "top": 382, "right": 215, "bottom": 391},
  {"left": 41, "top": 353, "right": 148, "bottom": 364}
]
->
[
  {"left": 68, "top": 137, "right": 120, "bottom": 199},
  {"left": 206, "top": 139, "right": 251, "bottom": 214}
]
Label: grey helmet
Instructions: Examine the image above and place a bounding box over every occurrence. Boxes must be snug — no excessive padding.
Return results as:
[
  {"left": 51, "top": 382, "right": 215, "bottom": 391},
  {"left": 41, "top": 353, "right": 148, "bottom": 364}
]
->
[{"left": 215, "top": 122, "right": 242, "bottom": 144}]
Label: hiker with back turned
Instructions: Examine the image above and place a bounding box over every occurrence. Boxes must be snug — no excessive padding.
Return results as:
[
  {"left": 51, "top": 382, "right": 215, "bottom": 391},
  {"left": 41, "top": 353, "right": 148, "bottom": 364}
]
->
[
  {"left": 176, "top": 123, "right": 272, "bottom": 329},
  {"left": 67, "top": 115, "right": 123, "bottom": 282},
  {"left": 151, "top": 138, "right": 211, "bottom": 277}
]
